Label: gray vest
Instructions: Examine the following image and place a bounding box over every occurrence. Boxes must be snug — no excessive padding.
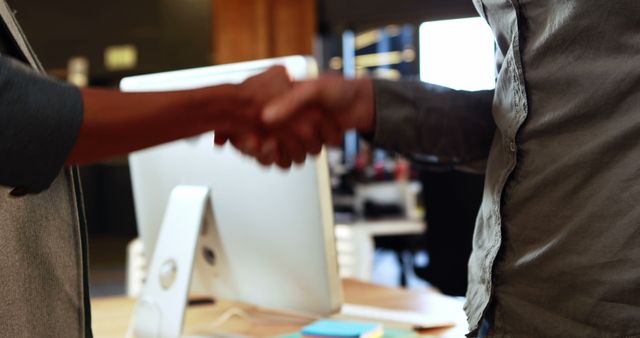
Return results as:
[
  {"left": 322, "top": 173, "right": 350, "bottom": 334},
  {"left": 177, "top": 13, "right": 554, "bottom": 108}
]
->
[{"left": 0, "top": 2, "right": 90, "bottom": 337}]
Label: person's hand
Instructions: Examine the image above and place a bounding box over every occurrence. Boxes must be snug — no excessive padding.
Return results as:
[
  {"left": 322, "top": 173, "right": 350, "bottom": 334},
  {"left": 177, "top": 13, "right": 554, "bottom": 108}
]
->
[
  {"left": 215, "top": 69, "right": 375, "bottom": 169},
  {"left": 255, "top": 74, "right": 375, "bottom": 165},
  {"left": 262, "top": 74, "right": 375, "bottom": 137},
  {"left": 212, "top": 65, "right": 293, "bottom": 157},
  {"left": 214, "top": 65, "right": 329, "bottom": 168}
]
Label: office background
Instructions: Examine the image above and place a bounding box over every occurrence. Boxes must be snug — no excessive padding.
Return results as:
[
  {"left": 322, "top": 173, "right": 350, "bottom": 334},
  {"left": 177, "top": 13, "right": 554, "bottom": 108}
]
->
[{"left": 8, "top": 0, "right": 486, "bottom": 297}]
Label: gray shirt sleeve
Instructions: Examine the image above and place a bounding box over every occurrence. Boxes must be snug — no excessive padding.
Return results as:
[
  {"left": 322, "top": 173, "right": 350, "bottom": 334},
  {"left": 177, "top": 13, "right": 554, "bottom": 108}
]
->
[
  {"left": 371, "top": 79, "right": 495, "bottom": 171},
  {"left": 0, "top": 55, "right": 83, "bottom": 193}
]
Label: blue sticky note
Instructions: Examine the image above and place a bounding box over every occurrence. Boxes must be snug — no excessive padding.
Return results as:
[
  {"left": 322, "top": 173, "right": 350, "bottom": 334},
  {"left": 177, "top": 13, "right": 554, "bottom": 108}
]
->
[
  {"left": 274, "top": 334, "right": 302, "bottom": 338},
  {"left": 301, "top": 319, "right": 381, "bottom": 337}
]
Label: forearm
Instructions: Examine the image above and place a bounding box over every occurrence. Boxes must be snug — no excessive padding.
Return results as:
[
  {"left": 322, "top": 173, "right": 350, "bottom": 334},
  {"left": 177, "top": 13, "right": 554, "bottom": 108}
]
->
[
  {"left": 349, "top": 78, "right": 376, "bottom": 133},
  {"left": 67, "top": 85, "right": 244, "bottom": 164},
  {"left": 372, "top": 80, "right": 495, "bottom": 165}
]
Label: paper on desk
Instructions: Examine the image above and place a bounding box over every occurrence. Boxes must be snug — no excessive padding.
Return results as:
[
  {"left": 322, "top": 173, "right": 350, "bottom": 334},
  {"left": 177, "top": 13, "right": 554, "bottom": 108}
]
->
[{"left": 333, "top": 304, "right": 457, "bottom": 330}]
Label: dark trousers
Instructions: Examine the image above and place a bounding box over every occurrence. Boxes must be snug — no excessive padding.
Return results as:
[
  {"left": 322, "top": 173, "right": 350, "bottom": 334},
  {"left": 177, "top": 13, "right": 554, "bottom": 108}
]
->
[{"left": 416, "top": 170, "right": 484, "bottom": 296}]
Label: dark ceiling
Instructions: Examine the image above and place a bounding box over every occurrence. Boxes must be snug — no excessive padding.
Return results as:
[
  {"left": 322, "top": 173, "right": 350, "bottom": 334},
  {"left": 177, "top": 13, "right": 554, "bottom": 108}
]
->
[
  {"left": 318, "top": 0, "right": 479, "bottom": 32},
  {"left": 3, "top": 0, "right": 479, "bottom": 83},
  {"left": 6, "top": 0, "right": 211, "bottom": 82}
]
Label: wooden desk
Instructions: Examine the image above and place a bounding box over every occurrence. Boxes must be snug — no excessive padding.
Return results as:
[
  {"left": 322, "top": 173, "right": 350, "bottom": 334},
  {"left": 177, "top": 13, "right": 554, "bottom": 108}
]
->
[{"left": 91, "top": 279, "right": 468, "bottom": 338}]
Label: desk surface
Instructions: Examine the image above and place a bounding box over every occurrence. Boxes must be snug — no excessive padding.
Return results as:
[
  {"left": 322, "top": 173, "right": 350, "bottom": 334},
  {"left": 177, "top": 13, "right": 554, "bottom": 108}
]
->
[{"left": 91, "top": 279, "right": 468, "bottom": 338}]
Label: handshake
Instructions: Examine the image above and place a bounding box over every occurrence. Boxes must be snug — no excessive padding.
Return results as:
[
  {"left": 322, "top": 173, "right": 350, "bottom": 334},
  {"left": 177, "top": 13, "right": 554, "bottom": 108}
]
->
[{"left": 213, "top": 66, "right": 375, "bottom": 168}]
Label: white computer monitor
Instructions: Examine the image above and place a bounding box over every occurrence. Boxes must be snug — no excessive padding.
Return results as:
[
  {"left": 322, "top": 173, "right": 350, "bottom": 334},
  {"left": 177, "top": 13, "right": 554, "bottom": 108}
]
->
[{"left": 121, "top": 57, "right": 342, "bottom": 331}]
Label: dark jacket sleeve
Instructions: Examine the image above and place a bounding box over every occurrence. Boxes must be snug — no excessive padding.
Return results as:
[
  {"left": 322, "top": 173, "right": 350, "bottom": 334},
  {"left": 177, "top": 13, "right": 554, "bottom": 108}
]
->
[
  {"left": 0, "top": 55, "right": 83, "bottom": 193},
  {"left": 371, "top": 79, "right": 495, "bottom": 171}
]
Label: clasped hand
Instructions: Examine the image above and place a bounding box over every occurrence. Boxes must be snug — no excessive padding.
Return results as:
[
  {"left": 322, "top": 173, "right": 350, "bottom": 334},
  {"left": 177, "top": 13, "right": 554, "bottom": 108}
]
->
[{"left": 214, "top": 66, "right": 374, "bottom": 168}]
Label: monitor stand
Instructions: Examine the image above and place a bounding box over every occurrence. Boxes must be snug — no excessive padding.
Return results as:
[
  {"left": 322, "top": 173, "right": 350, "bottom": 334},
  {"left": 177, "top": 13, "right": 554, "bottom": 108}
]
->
[{"left": 132, "top": 185, "right": 223, "bottom": 338}]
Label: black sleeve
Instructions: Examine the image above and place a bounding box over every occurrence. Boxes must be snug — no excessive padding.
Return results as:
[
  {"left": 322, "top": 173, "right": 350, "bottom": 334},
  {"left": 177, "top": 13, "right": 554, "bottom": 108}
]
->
[
  {"left": 371, "top": 79, "right": 495, "bottom": 171},
  {"left": 0, "top": 55, "right": 83, "bottom": 193}
]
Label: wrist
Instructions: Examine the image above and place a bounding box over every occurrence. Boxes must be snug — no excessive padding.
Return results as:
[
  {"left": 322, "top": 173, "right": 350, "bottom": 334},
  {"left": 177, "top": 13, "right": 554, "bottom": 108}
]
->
[
  {"left": 191, "top": 83, "right": 249, "bottom": 130},
  {"left": 352, "top": 79, "right": 375, "bottom": 132}
]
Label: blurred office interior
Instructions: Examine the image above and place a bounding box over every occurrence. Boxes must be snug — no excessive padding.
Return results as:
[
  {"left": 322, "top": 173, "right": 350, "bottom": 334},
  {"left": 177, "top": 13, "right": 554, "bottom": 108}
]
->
[{"left": 8, "top": 0, "right": 492, "bottom": 298}]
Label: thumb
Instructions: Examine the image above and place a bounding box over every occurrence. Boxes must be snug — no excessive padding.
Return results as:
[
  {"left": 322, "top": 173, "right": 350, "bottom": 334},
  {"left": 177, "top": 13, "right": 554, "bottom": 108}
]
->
[{"left": 262, "top": 80, "right": 322, "bottom": 127}]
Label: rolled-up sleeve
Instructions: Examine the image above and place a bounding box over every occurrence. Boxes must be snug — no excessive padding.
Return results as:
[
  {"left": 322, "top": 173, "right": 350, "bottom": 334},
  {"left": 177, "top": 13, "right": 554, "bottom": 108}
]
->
[
  {"left": 0, "top": 55, "right": 83, "bottom": 193},
  {"left": 372, "top": 80, "right": 495, "bottom": 169}
]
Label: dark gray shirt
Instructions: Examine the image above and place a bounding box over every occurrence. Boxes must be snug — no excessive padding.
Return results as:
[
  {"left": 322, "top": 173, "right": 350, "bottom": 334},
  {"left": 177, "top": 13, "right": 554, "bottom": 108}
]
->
[
  {"left": 0, "top": 1, "right": 88, "bottom": 337},
  {"left": 373, "top": 1, "right": 640, "bottom": 336}
]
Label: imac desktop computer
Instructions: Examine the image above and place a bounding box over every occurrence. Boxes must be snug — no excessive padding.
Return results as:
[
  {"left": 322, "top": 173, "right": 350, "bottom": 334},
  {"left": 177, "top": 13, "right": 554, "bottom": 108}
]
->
[{"left": 120, "top": 56, "right": 343, "bottom": 338}]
